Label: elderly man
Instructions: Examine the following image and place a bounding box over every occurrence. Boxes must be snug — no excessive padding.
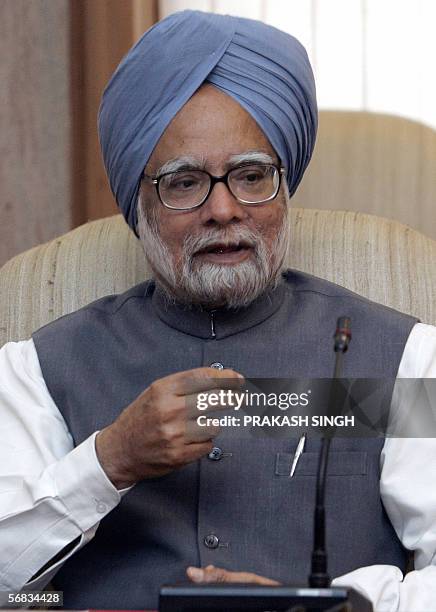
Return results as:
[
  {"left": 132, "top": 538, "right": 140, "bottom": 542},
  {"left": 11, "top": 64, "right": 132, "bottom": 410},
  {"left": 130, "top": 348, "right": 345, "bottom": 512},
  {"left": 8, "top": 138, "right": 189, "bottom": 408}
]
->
[{"left": 1, "top": 10, "right": 436, "bottom": 612}]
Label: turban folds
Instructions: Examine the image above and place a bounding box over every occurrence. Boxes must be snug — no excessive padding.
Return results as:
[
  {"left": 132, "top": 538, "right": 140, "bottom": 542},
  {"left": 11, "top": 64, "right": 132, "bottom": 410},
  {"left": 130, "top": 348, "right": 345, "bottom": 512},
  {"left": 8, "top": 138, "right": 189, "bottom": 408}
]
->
[{"left": 98, "top": 10, "right": 318, "bottom": 233}]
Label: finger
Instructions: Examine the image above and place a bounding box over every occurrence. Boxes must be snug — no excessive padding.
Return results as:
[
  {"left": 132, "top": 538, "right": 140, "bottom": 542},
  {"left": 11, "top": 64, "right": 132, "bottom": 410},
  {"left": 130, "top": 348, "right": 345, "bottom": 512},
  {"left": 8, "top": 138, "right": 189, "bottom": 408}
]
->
[
  {"left": 184, "top": 388, "right": 245, "bottom": 418},
  {"left": 163, "top": 367, "right": 245, "bottom": 396},
  {"left": 186, "top": 565, "right": 280, "bottom": 585},
  {"left": 182, "top": 441, "right": 214, "bottom": 462},
  {"left": 185, "top": 418, "right": 220, "bottom": 443}
]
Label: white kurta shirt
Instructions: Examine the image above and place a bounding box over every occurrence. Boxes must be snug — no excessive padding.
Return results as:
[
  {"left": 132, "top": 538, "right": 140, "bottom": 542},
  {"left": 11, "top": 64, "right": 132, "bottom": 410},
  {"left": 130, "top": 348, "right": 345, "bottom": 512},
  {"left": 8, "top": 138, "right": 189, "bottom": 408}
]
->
[{"left": 1, "top": 323, "right": 436, "bottom": 611}]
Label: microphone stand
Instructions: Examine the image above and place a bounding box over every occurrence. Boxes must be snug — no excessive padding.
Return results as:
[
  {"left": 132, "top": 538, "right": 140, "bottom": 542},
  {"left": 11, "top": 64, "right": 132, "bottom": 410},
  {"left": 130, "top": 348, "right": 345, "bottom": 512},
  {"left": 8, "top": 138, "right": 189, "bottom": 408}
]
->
[{"left": 309, "top": 316, "right": 352, "bottom": 589}]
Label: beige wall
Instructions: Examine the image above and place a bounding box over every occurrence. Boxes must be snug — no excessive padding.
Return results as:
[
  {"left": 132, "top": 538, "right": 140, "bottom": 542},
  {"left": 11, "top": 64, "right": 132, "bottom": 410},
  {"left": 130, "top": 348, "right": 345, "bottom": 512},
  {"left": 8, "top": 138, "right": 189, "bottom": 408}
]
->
[{"left": 0, "top": 0, "right": 72, "bottom": 267}]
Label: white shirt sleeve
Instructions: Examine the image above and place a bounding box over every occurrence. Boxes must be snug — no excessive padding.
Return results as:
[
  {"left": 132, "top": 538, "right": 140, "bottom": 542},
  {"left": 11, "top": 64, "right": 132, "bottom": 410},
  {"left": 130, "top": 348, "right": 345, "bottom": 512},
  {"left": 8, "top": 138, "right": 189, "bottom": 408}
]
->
[
  {"left": 332, "top": 322, "right": 436, "bottom": 611},
  {"left": 0, "top": 339, "right": 123, "bottom": 595}
]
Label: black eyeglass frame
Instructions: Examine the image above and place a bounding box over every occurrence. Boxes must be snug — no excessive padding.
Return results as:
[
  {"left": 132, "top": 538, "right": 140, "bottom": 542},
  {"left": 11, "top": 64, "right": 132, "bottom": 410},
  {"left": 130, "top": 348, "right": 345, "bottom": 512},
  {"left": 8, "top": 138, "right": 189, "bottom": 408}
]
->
[{"left": 142, "top": 164, "right": 285, "bottom": 210}]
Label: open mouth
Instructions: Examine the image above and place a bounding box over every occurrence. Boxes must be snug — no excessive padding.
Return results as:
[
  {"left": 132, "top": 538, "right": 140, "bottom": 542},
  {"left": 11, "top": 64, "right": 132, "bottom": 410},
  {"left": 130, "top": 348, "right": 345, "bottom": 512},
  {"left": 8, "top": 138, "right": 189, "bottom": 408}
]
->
[{"left": 195, "top": 241, "right": 253, "bottom": 256}]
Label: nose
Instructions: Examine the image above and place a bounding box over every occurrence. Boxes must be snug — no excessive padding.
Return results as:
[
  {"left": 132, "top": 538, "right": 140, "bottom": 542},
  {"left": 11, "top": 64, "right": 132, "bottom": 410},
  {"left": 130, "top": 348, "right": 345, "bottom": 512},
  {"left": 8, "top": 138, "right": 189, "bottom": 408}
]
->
[{"left": 198, "top": 182, "right": 248, "bottom": 226}]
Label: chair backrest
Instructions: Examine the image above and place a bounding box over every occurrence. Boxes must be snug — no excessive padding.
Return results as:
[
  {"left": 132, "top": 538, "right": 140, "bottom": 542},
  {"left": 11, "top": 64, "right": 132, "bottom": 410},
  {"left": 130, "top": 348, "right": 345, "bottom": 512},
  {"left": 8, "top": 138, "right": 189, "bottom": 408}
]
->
[
  {"left": 0, "top": 209, "right": 435, "bottom": 348},
  {"left": 295, "top": 111, "right": 436, "bottom": 241}
]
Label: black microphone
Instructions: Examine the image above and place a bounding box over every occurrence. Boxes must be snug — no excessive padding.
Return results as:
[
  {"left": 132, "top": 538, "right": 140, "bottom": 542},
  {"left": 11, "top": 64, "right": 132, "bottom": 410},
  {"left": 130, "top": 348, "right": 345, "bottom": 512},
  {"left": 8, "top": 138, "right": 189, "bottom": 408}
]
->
[{"left": 309, "top": 317, "right": 351, "bottom": 589}]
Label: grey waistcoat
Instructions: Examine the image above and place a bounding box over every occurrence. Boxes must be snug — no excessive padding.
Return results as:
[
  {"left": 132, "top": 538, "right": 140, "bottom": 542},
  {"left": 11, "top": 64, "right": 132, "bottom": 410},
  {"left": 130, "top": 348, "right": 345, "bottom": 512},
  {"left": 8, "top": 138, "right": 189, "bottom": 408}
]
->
[{"left": 33, "top": 270, "right": 417, "bottom": 610}]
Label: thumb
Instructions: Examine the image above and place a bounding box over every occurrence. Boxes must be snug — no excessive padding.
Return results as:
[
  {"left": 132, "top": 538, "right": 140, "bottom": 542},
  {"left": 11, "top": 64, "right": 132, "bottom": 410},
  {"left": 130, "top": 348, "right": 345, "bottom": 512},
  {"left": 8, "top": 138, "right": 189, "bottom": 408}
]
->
[
  {"left": 186, "top": 565, "right": 280, "bottom": 585},
  {"left": 187, "top": 565, "right": 226, "bottom": 583}
]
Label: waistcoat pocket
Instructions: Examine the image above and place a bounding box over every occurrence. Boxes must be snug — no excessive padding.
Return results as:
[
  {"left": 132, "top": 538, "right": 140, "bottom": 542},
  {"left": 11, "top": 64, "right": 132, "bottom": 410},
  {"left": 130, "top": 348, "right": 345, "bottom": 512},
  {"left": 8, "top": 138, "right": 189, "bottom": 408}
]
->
[{"left": 275, "top": 451, "right": 368, "bottom": 476}]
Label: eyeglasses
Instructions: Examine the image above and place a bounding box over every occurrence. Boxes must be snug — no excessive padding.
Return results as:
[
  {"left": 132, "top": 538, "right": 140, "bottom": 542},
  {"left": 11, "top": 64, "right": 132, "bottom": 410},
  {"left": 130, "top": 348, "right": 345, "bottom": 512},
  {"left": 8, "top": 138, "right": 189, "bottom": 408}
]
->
[{"left": 142, "top": 164, "right": 285, "bottom": 210}]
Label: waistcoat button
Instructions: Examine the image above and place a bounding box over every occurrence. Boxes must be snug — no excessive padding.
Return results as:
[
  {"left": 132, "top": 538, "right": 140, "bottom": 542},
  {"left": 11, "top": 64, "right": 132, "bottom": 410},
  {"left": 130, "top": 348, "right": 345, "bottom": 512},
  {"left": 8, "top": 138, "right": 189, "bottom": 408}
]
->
[
  {"left": 204, "top": 534, "right": 219, "bottom": 549},
  {"left": 210, "top": 362, "right": 224, "bottom": 370},
  {"left": 208, "top": 447, "right": 223, "bottom": 461}
]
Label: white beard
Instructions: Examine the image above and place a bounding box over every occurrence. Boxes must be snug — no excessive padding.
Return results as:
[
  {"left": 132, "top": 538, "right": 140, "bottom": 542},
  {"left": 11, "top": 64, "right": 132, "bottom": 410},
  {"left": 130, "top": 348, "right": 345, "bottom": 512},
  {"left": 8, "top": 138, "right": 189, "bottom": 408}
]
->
[{"left": 136, "top": 191, "right": 290, "bottom": 309}]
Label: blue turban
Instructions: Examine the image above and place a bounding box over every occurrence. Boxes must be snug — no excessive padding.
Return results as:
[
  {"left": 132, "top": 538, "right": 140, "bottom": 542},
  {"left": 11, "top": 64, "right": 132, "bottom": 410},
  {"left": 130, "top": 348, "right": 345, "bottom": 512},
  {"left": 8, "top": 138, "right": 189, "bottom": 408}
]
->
[{"left": 98, "top": 10, "right": 318, "bottom": 234}]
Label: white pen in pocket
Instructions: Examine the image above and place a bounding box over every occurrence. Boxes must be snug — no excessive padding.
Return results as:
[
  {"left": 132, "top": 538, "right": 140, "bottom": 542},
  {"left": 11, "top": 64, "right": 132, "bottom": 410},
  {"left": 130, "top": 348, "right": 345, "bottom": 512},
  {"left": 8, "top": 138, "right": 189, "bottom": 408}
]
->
[{"left": 289, "top": 433, "right": 306, "bottom": 477}]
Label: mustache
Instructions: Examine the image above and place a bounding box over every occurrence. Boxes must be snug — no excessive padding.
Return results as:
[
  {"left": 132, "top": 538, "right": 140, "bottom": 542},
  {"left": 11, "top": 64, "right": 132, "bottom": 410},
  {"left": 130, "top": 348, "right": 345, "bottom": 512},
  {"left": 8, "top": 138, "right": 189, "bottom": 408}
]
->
[{"left": 183, "top": 226, "right": 261, "bottom": 258}]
